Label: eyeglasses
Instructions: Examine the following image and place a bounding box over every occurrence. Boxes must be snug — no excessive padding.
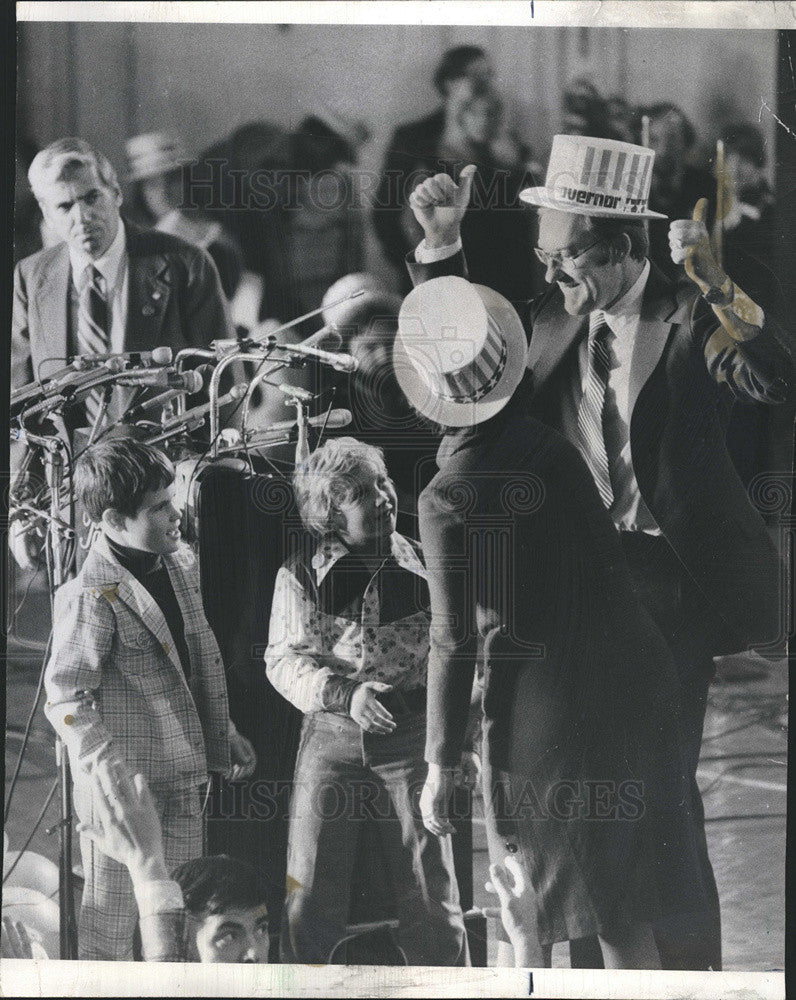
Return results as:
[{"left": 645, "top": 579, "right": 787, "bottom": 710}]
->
[{"left": 534, "top": 236, "right": 606, "bottom": 270}]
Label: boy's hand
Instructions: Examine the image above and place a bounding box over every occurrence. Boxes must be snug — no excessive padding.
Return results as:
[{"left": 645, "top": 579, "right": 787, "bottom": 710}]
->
[
  {"left": 228, "top": 731, "right": 257, "bottom": 781},
  {"left": 349, "top": 681, "right": 396, "bottom": 734},
  {"left": 77, "top": 760, "right": 168, "bottom": 884}
]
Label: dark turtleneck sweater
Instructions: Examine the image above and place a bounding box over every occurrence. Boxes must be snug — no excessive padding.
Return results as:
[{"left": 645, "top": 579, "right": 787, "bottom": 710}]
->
[{"left": 106, "top": 537, "right": 192, "bottom": 681}]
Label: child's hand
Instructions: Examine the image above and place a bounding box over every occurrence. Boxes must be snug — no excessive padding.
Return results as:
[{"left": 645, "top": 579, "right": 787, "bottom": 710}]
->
[{"left": 77, "top": 760, "right": 168, "bottom": 884}]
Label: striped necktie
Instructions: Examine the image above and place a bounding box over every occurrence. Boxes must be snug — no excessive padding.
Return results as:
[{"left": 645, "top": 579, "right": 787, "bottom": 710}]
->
[
  {"left": 77, "top": 264, "right": 110, "bottom": 428},
  {"left": 576, "top": 311, "right": 615, "bottom": 509}
]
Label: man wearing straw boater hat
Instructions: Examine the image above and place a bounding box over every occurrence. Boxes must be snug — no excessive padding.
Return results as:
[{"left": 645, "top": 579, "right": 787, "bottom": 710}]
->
[
  {"left": 404, "top": 134, "right": 792, "bottom": 971},
  {"left": 395, "top": 276, "right": 708, "bottom": 970}
]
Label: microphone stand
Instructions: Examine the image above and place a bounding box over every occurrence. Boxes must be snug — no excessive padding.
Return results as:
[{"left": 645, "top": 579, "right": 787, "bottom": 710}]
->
[
  {"left": 24, "top": 429, "right": 79, "bottom": 958},
  {"left": 86, "top": 384, "right": 114, "bottom": 448}
]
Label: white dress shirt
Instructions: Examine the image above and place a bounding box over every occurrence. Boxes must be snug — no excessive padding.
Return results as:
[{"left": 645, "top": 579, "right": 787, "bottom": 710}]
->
[{"left": 69, "top": 219, "right": 129, "bottom": 355}]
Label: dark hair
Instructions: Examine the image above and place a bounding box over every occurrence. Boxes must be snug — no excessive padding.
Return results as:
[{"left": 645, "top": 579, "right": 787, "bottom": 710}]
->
[
  {"left": 75, "top": 438, "right": 174, "bottom": 523},
  {"left": 292, "top": 116, "right": 354, "bottom": 174},
  {"left": 586, "top": 216, "right": 650, "bottom": 262},
  {"left": 172, "top": 855, "right": 267, "bottom": 917},
  {"left": 721, "top": 122, "right": 766, "bottom": 169},
  {"left": 433, "top": 45, "right": 487, "bottom": 95},
  {"left": 643, "top": 102, "right": 696, "bottom": 149}
]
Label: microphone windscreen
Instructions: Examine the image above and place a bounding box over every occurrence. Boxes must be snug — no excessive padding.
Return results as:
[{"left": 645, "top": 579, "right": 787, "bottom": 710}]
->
[
  {"left": 151, "top": 346, "right": 174, "bottom": 366},
  {"left": 183, "top": 369, "right": 205, "bottom": 394},
  {"left": 307, "top": 408, "right": 352, "bottom": 429}
]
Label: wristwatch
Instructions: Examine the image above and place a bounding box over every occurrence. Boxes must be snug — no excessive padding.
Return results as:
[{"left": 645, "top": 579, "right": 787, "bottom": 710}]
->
[{"left": 703, "top": 276, "right": 734, "bottom": 307}]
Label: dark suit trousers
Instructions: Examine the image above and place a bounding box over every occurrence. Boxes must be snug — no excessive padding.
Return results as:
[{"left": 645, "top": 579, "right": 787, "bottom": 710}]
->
[{"left": 570, "top": 530, "right": 722, "bottom": 971}]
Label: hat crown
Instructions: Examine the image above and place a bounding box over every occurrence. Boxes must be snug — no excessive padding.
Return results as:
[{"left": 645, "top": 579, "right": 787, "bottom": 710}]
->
[
  {"left": 520, "top": 134, "right": 664, "bottom": 219},
  {"left": 396, "top": 276, "right": 524, "bottom": 425},
  {"left": 125, "top": 132, "right": 190, "bottom": 180}
]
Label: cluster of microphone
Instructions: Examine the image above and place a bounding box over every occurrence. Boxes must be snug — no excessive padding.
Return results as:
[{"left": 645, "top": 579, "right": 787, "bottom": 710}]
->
[{"left": 11, "top": 327, "right": 358, "bottom": 450}]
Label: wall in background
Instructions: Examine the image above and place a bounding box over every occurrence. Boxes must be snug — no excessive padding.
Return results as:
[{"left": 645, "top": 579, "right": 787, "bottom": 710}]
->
[{"left": 17, "top": 22, "right": 779, "bottom": 285}]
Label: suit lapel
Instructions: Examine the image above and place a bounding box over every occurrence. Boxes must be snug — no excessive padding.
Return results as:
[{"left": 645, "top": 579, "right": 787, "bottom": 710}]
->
[
  {"left": 35, "top": 248, "right": 71, "bottom": 370},
  {"left": 125, "top": 226, "right": 172, "bottom": 352},
  {"left": 627, "top": 265, "right": 683, "bottom": 420},
  {"left": 526, "top": 303, "right": 586, "bottom": 397},
  {"left": 84, "top": 535, "right": 188, "bottom": 683}
]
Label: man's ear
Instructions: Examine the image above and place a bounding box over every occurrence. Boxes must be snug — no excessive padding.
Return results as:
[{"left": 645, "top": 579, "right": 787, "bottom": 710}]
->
[{"left": 102, "top": 508, "right": 126, "bottom": 533}]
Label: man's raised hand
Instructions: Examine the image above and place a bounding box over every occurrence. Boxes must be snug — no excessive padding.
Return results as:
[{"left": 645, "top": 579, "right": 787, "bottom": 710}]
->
[{"left": 409, "top": 164, "right": 477, "bottom": 249}]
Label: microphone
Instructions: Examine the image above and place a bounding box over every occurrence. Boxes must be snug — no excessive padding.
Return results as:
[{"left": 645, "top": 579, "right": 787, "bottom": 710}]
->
[
  {"left": 12, "top": 360, "right": 130, "bottom": 418},
  {"left": 276, "top": 383, "right": 315, "bottom": 403},
  {"left": 113, "top": 368, "right": 206, "bottom": 388},
  {"left": 210, "top": 326, "right": 344, "bottom": 359},
  {"left": 266, "top": 326, "right": 358, "bottom": 373},
  {"left": 70, "top": 346, "right": 173, "bottom": 368},
  {"left": 251, "top": 408, "right": 352, "bottom": 437},
  {"left": 122, "top": 369, "right": 205, "bottom": 422},
  {"left": 159, "top": 382, "right": 248, "bottom": 432}
]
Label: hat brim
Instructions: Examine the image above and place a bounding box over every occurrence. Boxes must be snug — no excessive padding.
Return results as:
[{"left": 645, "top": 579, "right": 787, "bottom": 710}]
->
[
  {"left": 394, "top": 282, "right": 528, "bottom": 428},
  {"left": 519, "top": 185, "right": 668, "bottom": 220},
  {"left": 127, "top": 158, "right": 192, "bottom": 182}
]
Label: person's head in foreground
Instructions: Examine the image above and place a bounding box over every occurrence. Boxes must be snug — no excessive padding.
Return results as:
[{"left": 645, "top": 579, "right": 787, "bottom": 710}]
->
[
  {"left": 293, "top": 437, "right": 397, "bottom": 553},
  {"left": 28, "top": 137, "right": 123, "bottom": 260},
  {"left": 172, "top": 855, "right": 270, "bottom": 964},
  {"left": 75, "top": 438, "right": 181, "bottom": 554}
]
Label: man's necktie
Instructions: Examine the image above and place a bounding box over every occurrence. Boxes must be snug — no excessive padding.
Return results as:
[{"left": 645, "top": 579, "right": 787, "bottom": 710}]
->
[
  {"left": 77, "top": 265, "right": 110, "bottom": 428},
  {"left": 576, "top": 311, "right": 615, "bottom": 510}
]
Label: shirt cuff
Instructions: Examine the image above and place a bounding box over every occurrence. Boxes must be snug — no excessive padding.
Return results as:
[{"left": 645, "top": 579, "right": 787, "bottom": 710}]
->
[
  {"left": 415, "top": 238, "right": 463, "bottom": 264},
  {"left": 133, "top": 878, "right": 185, "bottom": 918},
  {"left": 319, "top": 674, "right": 360, "bottom": 714}
]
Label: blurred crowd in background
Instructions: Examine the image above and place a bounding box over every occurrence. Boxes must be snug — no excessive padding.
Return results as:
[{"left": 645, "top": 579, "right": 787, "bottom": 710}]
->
[{"left": 13, "top": 44, "right": 786, "bottom": 515}]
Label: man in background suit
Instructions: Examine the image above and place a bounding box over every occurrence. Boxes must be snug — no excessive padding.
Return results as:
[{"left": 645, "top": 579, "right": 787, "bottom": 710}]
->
[
  {"left": 373, "top": 45, "right": 495, "bottom": 283},
  {"left": 405, "top": 135, "right": 792, "bottom": 970},
  {"left": 11, "top": 137, "right": 232, "bottom": 566}
]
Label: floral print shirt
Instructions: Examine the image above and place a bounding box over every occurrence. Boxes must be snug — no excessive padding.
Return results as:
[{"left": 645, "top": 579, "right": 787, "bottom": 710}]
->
[{"left": 265, "top": 532, "right": 430, "bottom": 714}]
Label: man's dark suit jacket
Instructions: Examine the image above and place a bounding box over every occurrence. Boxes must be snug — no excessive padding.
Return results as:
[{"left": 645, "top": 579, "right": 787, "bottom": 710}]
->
[
  {"left": 408, "top": 252, "right": 792, "bottom": 658},
  {"left": 419, "top": 389, "right": 707, "bottom": 924},
  {"left": 373, "top": 110, "right": 446, "bottom": 272},
  {"left": 12, "top": 221, "right": 232, "bottom": 391}
]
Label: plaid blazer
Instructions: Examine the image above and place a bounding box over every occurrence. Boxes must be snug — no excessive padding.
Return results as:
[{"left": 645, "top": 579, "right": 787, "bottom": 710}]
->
[{"left": 44, "top": 533, "right": 231, "bottom": 788}]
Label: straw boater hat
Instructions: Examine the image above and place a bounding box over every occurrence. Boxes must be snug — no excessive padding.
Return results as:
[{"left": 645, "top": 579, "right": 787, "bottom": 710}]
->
[
  {"left": 520, "top": 134, "right": 667, "bottom": 220},
  {"left": 125, "top": 132, "right": 192, "bottom": 182},
  {"left": 394, "top": 276, "right": 527, "bottom": 428}
]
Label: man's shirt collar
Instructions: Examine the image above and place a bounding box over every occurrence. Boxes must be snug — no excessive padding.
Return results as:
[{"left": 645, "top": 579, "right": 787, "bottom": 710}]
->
[{"left": 602, "top": 259, "right": 650, "bottom": 333}]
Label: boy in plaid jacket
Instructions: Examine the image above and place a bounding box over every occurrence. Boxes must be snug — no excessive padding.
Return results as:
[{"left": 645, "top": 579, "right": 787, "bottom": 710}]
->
[{"left": 44, "top": 439, "right": 256, "bottom": 960}]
